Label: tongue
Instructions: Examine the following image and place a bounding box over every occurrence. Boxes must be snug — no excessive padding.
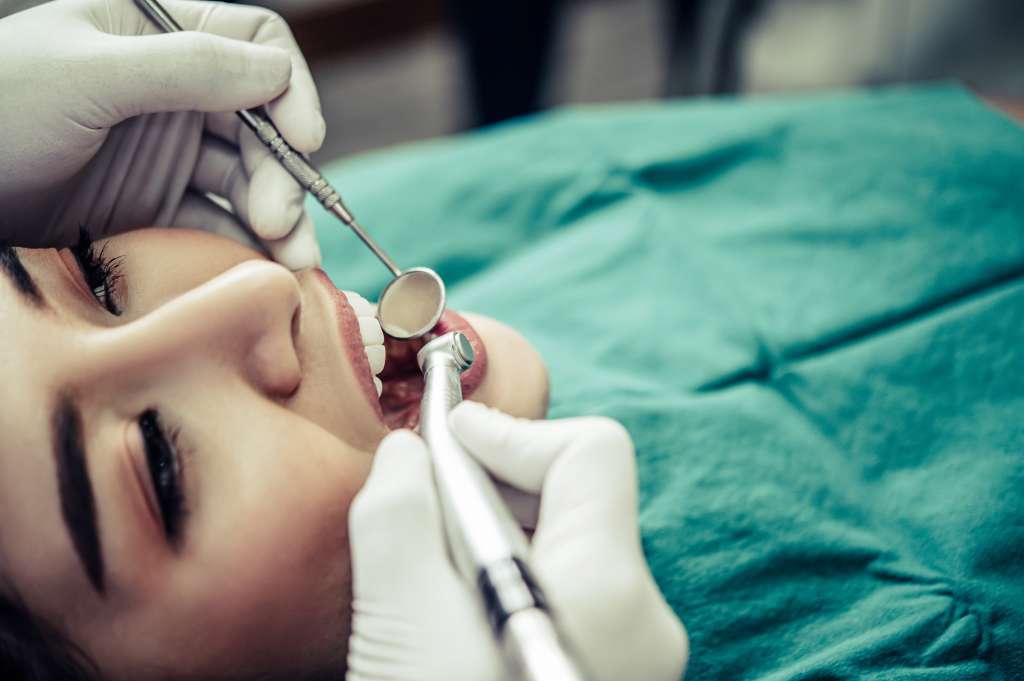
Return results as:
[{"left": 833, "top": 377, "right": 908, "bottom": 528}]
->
[
  {"left": 380, "top": 376, "right": 423, "bottom": 429},
  {"left": 379, "top": 337, "right": 426, "bottom": 429}
]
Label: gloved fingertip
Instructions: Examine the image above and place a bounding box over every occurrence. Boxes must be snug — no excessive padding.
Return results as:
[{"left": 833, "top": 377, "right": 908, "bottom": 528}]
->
[
  {"left": 257, "top": 45, "right": 293, "bottom": 93},
  {"left": 377, "top": 428, "right": 426, "bottom": 459},
  {"left": 449, "top": 399, "right": 487, "bottom": 419},
  {"left": 448, "top": 402, "right": 527, "bottom": 477},
  {"left": 349, "top": 429, "right": 442, "bottom": 568},
  {"left": 307, "top": 237, "right": 323, "bottom": 269},
  {"left": 265, "top": 217, "right": 321, "bottom": 271},
  {"left": 360, "top": 429, "right": 437, "bottom": 519},
  {"left": 449, "top": 401, "right": 506, "bottom": 438},
  {"left": 282, "top": 114, "right": 326, "bottom": 154},
  {"left": 314, "top": 115, "right": 327, "bottom": 149},
  {"left": 252, "top": 198, "right": 303, "bottom": 241}
]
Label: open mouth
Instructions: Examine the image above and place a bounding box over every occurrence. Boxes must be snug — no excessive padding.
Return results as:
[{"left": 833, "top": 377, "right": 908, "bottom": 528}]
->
[
  {"left": 376, "top": 310, "right": 486, "bottom": 429},
  {"left": 314, "top": 270, "right": 486, "bottom": 430}
]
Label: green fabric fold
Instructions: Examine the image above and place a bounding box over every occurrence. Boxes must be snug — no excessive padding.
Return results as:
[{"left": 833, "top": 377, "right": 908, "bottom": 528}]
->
[{"left": 315, "top": 85, "right": 1024, "bottom": 680}]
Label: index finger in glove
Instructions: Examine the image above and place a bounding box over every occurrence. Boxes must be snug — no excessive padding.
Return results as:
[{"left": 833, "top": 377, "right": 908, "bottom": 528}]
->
[
  {"left": 348, "top": 430, "right": 450, "bottom": 600},
  {"left": 165, "top": 0, "right": 324, "bottom": 246},
  {"left": 450, "top": 403, "right": 688, "bottom": 681},
  {"left": 239, "top": 124, "right": 310, "bottom": 243},
  {"left": 204, "top": 111, "right": 321, "bottom": 264},
  {"left": 262, "top": 210, "right": 322, "bottom": 271},
  {"left": 448, "top": 402, "right": 638, "bottom": 539},
  {"left": 186, "top": 143, "right": 318, "bottom": 262},
  {"left": 139, "top": 0, "right": 325, "bottom": 153}
]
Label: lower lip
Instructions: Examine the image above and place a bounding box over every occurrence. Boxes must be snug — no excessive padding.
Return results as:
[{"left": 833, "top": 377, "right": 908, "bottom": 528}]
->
[{"left": 314, "top": 269, "right": 486, "bottom": 429}]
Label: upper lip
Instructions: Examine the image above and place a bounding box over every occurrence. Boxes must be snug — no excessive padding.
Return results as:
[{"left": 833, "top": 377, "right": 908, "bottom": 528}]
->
[{"left": 312, "top": 269, "right": 384, "bottom": 423}]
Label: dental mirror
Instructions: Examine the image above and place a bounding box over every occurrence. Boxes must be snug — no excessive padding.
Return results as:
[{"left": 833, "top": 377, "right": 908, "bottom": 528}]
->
[{"left": 376, "top": 267, "right": 446, "bottom": 340}]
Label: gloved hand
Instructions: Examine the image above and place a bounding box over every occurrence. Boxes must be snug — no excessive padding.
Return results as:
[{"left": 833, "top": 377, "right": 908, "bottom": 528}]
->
[
  {"left": 346, "top": 401, "right": 688, "bottom": 681},
  {"left": 0, "top": 0, "right": 324, "bottom": 269}
]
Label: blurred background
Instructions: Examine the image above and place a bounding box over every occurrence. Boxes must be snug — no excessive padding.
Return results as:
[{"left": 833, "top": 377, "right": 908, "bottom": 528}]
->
[{"left": 247, "top": 0, "right": 1024, "bottom": 163}]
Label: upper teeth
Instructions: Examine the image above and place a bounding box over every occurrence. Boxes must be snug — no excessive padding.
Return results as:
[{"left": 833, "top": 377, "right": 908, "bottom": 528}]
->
[{"left": 343, "top": 291, "right": 385, "bottom": 398}]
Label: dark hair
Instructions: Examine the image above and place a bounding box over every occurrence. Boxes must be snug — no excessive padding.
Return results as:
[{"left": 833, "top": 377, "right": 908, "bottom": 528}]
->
[
  {"left": 0, "top": 237, "right": 99, "bottom": 680},
  {"left": 0, "top": 587, "right": 345, "bottom": 681},
  {"left": 0, "top": 587, "right": 98, "bottom": 681}
]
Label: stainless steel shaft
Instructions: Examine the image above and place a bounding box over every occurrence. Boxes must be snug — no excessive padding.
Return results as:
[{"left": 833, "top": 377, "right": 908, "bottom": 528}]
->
[
  {"left": 133, "top": 0, "right": 403, "bottom": 277},
  {"left": 417, "top": 334, "right": 590, "bottom": 681}
]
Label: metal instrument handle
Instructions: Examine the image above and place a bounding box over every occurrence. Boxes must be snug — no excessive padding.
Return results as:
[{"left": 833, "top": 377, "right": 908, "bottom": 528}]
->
[
  {"left": 418, "top": 347, "right": 592, "bottom": 681},
  {"left": 132, "top": 0, "right": 404, "bottom": 278},
  {"left": 235, "top": 109, "right": 341, "bottom": 211},
  {"left": 504, "top": 608, "right": 589, "bottom": 681}
]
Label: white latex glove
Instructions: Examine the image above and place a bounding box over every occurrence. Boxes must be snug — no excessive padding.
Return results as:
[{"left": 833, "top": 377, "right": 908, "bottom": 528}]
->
[
  {"left": 0, "top": 0, "right": 324, "bottom": 269},
  {"left": 347, "top": 402, "right": 688, "bottom": 681}
]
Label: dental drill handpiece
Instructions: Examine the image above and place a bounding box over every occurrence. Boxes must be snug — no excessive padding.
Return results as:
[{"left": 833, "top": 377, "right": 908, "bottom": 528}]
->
[
  {"left": 417, "top": 334, "right": 591, "bottom": 681},
  {"left": 132, "top": 0, "right": 402, "bottom": 278}
]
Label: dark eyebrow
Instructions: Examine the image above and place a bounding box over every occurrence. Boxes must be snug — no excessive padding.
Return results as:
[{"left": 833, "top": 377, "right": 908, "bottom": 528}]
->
[
  {"left": 53, "top": 395, "right": 106, "bottom": 595},
  {"left": 0, "top": 242, "right": 44, "bottom": 307}
]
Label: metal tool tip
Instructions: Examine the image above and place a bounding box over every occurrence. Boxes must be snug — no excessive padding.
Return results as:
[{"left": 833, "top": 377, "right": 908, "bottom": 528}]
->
[{"left": 416, "top": 331, "right": 474, "bottom": 373}]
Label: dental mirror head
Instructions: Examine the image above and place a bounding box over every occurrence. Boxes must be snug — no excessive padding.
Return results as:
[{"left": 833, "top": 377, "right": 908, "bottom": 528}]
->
[{"left": 376, "top": 267, "right": 446, "bottom": 340}]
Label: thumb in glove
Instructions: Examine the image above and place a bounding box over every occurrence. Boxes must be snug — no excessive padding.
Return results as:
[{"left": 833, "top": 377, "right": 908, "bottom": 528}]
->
[
  {"left": 346, "top": 429, "right": 503, "bottom": 681},
  {"left": 450, "top": 402, "right": 690, "bottom": 681}
]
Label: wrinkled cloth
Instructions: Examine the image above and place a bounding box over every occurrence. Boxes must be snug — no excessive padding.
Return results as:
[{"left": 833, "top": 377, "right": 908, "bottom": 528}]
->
[{"left": 315, "top": 85, "right": 1024, "bottom": 680}]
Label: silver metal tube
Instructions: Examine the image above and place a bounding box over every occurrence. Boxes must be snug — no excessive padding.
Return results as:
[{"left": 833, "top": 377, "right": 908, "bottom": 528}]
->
[
  {"left": 418, "top": 335, "right": 524, "bottom": 573},
  {"left": 133, "top": 0, "right": 403, "bottom": 279},
  {"left": 134, "top": 0, "right": 183, "bottom": 31},
  {"left": 417, "top": 334, "right": 590, "bottom": 681},
  {"left": 504, "top": 609, "right": 591, "bottom": 681},
  {"left": 328, "top": 204, "right": 402, "bottom": 277}
]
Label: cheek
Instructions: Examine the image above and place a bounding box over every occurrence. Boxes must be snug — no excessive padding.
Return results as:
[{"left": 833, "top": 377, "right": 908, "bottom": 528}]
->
[
  {"left": 197, "top": 428, "right": 372, "bottom": 667},
  {"left": 123, "top": 424, "right": 373, "bottom": 677},
  {"left": 194, "top": 512, "right": 352, "bottom": 670}
]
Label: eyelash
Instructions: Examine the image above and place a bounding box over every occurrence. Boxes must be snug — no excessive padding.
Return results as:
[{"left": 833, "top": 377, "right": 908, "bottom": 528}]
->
[
  {"left": 71, "top": 229, "right": 123, "bottom": 316},
  {"left": 68, "top": 235, "right": 187, "bottom": 545},
  {"left": 138, "top": 410, "right": 188, "bottom": 547}
]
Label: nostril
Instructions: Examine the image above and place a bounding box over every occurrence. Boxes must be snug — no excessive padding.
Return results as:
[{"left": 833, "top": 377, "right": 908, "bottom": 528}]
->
[{"left": 231, "top": 261, "right": 304, "bottom": 397}]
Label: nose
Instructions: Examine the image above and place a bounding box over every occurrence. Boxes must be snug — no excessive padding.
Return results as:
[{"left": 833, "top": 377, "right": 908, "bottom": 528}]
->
[{"left": 84, "top": 261, "right": 303, "bottom": 398}]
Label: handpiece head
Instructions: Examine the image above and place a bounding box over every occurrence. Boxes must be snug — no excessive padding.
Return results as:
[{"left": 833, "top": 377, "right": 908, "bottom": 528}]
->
[{"left": 417, "top": 332, "right": 475, "bottom": 374}]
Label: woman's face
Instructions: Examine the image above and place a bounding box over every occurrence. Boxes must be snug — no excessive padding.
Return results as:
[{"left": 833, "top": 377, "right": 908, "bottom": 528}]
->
[{"left": 0, "top": 228, "right": 548, "bottom": 680}]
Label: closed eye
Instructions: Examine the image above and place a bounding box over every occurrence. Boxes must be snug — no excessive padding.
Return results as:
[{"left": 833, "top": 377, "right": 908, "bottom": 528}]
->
[
  {"left": 71, "top": 229, "right": 124, "bottom": 316},
  {"left": 139, "top": 410, "right": 188, "bottom": 548}
]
